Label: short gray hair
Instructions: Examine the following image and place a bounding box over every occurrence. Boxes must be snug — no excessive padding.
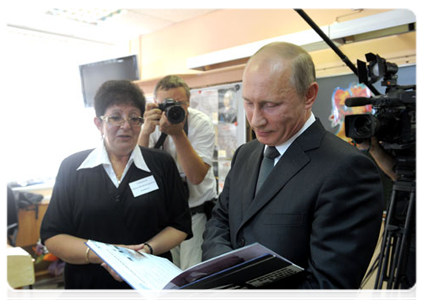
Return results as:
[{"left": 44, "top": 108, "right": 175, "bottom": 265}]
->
[
  {"left": 154, "top": 75, "right": 191, "bottom": 99},
  {"left": 252, "top": 42, "right": 316, "bottom": 97}
]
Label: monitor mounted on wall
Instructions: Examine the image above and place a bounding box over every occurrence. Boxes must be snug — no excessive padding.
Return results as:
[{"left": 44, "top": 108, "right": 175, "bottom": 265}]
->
[{"left": 79, "top": 55, "right": 139, "bottom": 107}]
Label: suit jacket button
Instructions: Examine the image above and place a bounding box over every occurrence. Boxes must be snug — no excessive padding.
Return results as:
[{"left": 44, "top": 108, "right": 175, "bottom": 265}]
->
[{"left": 238, "top": 237, "right": 245, "bottom": 247}]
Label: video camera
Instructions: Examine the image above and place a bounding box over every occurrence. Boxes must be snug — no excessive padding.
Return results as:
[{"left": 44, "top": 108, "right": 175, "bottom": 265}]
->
[
  {"left": 344, "top": 53, "right": 415, "bottom": 179},
  {"left": 158, "top": 98, "right": 186, "bottom": 124},
  {"left": 344, "top": 53, "right": 416, "bottom": 148}
]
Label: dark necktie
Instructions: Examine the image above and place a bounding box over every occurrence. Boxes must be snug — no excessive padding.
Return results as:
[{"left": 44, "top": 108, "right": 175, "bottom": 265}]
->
[{"left": 255, "top": 146, "right": 280, "bottom": 195}]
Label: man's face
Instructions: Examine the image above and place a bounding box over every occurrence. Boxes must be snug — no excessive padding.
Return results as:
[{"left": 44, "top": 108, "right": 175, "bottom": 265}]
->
[
  {"left": 242, "top": 60, "right": 309, "bottom": 146},
  {"left": 155, "top": 87, "right": 189, "bottom": 115}
]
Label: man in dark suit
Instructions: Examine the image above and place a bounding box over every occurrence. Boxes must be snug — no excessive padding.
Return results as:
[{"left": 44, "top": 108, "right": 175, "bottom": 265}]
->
[{"left": 202, "top": 42, "right": 384, "bottom": 289}]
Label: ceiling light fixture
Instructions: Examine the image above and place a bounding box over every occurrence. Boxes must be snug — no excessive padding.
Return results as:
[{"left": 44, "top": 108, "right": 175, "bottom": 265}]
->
[{"left": 46, "top": 8, "right": 126, "bottom": 26}]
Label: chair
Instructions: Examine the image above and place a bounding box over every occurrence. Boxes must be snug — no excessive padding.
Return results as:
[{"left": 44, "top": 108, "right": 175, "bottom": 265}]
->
[{"left": 4, "top": 185, "right": 19, "bottom": 247}]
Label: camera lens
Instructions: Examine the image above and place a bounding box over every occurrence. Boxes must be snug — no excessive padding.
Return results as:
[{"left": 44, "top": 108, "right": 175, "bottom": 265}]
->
[
  {"left": 353, "top": 115, "right": 373, "bottom": 137},
  {"left": 166, "top": 106, "right": 185, "bottom": 124}
]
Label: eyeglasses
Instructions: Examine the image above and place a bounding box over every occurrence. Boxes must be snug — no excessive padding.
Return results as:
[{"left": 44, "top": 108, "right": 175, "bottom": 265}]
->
[{"left": 100, "top": 115, "right": 144, "bottom": 127}]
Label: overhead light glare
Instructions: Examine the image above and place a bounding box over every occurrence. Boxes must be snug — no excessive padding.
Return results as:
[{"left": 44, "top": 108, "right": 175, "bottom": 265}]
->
[{"left": 46, "top": 8, "right": 126, "bottom": 25}]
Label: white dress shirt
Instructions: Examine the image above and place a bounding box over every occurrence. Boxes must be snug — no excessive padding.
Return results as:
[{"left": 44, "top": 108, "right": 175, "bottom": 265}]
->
[
  {"left": 267, "top": 113, "right": 316, "bottom": 166},
  {"left": 77, "top": 141, "right": 151, "bottom": 187}
]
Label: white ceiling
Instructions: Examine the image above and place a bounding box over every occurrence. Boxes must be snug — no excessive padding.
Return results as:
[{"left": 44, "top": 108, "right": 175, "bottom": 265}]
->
[{"left": 5, "top": 8, "right": 218, "bottom": 45}]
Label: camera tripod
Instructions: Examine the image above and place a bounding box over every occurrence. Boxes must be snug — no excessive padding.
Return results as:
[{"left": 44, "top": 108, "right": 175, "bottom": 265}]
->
[{"left": 373, "top": 177, "right": 415, "bottom": 289}]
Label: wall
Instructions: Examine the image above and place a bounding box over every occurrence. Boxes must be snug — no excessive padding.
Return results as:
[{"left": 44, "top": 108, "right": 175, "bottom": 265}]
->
[
  {"left": 135, "top": 8, "right": 416, "bottom": 88},
  {"left": 5, "top": 28, "right": 124, "bottom": 183}
]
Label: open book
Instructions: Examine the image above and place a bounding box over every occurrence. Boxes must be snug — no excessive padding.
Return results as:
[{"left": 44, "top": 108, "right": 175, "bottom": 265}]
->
[{"left": 86, "top": 240, "right": 303, "bottom": 290}]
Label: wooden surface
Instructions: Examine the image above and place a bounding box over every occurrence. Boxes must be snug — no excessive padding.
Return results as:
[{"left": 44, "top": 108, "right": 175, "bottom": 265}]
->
[
  {"left": 12, "top": 184, "right": 53, "bottom": 247},
  {"left": 15, "top": 200, "right": 49, "bottom": 247},
  {"left": 7, "top": 246, "right": 35, "bottom": 288},
  {"left": 9, "top": 185, "right": 56, "bottom": 288}
]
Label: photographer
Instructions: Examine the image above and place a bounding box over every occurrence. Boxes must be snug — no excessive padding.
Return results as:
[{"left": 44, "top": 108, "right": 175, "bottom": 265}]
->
[{"left": 138, "top": 75, "right": 217, "bottom": 270}]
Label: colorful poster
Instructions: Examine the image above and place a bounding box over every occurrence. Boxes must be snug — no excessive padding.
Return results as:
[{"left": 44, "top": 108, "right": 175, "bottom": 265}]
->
[{"left": 328, "top": 82, "right": 373, "bottom": 143}]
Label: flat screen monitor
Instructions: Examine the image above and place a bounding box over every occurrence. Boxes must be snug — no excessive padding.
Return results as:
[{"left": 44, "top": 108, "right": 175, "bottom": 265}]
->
[{"left": 79, "top": 55, "right": 139, "bottom": 107}]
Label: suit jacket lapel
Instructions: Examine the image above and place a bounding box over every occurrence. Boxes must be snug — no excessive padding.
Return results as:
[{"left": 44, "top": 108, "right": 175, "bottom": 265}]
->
[
  {"left": 240, "top": 143, "right": 310, "bottom": 228},
  {"left": 239, "top": 119, "right": 326, "bottom": 230}
]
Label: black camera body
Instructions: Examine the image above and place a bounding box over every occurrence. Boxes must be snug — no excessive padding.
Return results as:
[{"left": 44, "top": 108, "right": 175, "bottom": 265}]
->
[
  {"left": 344, "top": 90, "right": 415, "bottom": 146},
  {"left": 158, "top": 98, "right": 186, "bottom": 124},
  {"left": 344, "top": 53, "right": 416, "bottom": 148},
  {"left": 345, "top": 53, "right": 416, "bottom": 180}
]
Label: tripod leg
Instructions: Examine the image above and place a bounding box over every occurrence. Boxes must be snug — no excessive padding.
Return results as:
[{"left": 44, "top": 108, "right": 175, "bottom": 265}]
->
[
  {"left": 387, "top": 233, "right": 402, "bottom": 288},
  {"left": 393, "top": 189, "right": 415, "bottom": 288},
  {"left": 375, "top": 180, "right": 416, "bottom": 289},
  {"left": 374, "top": 188, "right": 397, "bottom": 289}
]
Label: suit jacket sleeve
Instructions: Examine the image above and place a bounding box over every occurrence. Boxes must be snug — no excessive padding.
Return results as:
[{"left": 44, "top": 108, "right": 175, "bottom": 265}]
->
[{"left": 298, "top": 152, "right": 383, "bottom": 288}]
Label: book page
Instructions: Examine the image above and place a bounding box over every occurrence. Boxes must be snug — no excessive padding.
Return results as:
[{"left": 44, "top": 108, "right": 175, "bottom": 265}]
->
[
  {"left": 86, "top": 240, "right": 182, "bottom": 290},
  {"left": 165, "top": 243, "right": 302, "bottom": 289},
  {"left": 88, "top": 240, "right": 303, "bottom": 290},
  {"left": 174, "top": 243, "right": 282, "bottom": 277}
]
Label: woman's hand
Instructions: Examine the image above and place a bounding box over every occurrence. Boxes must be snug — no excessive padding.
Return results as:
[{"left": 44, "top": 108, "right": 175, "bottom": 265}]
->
[
  {"left": 101, "top": 243, "right": 150, "bottom": 282},
  {"left": 101, "top": 228, "right": 186, "bottom": 282},
  {"left": 101, "top": 262, "right": 123, "bottom": 282}
]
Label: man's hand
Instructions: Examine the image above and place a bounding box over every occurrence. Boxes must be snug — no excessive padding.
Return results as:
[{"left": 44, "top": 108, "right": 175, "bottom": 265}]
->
[
  {"left": 159, "top": 113, "right": 186, "bottom": 137},
  {"left": 355, "top": 138, "right": 371, "bottom": 151},
  {"left": 355, "top": 137, "right": 397, "bottom": 181},
  {"left": 141, "top": 102, "right": 163, "bottom": 135},
  {"left": 138, "top": 103, "right": 163, "bottom": 146}
]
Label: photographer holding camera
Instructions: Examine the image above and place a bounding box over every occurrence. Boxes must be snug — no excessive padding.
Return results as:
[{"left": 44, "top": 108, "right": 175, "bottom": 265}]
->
[{"left": 138, "top": 75, "right": 217, "bottom": 270}]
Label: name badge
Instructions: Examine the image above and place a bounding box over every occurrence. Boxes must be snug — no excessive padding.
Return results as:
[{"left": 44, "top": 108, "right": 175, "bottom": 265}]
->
[{"left": 129, "top": 175, "right": 159, "bottom": 198}]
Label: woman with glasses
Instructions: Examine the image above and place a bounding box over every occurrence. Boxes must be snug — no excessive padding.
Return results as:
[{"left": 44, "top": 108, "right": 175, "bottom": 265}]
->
[{"left": 40, "top": 80, "right": 192, "bottom": 289}]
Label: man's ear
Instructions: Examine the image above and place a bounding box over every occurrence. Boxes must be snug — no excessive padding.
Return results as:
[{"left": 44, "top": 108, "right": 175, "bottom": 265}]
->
[{"left": 305, "top": 82, "right": 319, "bottom": 109}]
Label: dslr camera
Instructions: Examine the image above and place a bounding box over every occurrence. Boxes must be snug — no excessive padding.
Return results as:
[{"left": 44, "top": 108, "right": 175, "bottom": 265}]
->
[
  {"left": 344, "top": 53, "right": 415, "bottom": 148},
  {"left": 158, "top": 98, "right": 186, "bottom": 124}
]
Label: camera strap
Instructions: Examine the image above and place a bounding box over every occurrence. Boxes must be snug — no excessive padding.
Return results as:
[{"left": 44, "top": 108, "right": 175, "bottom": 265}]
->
[
  {"left": 154, "top": 133, "right": 168, "bottom": 149},
  {"left": 154, "top": 120, "right": 188, "bottom": 149}
]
